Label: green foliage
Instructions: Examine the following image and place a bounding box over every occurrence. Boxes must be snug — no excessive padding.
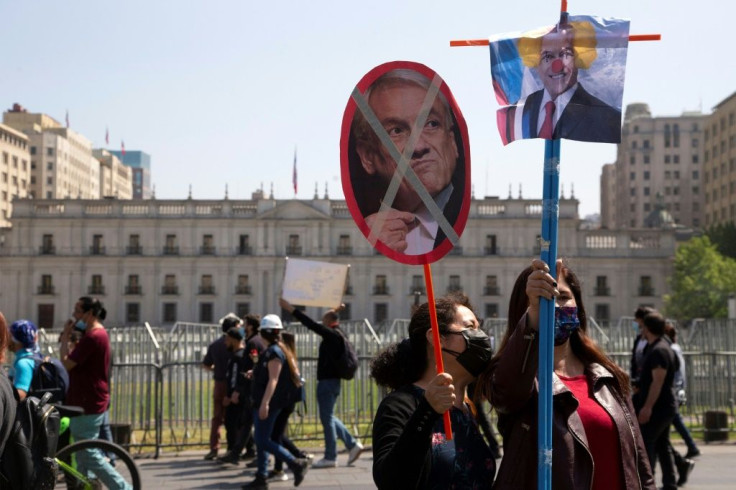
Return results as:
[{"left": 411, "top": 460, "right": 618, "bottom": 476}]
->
[
  {"left": 664, "top": 236, "right": 736, "bottom": 324},
  {"left": 706, "top": 222, "right": 736, "bottom": 259}
]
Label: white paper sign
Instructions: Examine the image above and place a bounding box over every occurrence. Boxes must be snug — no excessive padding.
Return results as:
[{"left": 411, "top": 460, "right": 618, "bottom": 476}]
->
[{"left": 281, "top": 259, "right": 349, "bottom": 308}]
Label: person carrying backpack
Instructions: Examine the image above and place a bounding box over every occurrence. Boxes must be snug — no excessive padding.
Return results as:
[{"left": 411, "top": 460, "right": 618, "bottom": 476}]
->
[
  {"left": 7, "top": 319, "right": 41, "bottom": 401},
  {"left": 278, "top": 298, "right": 363, "bottom": 468}
]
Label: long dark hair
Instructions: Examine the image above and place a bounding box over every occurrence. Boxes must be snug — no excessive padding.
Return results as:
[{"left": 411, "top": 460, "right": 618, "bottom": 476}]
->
[
  {"left": 78, "top": 296, "right": 107, "bottom": 321},
  {"left": 370, "top": 292, "right": 474, "bottom": 390},
  {"left": 478, "top": 261, "right": 630, "bottom": 398},
  {"left": 261, "top": 329, "right": 301, "bottom": 388},
  {"left": 0, "top": 312, "right": 8, "bottom": 363}
]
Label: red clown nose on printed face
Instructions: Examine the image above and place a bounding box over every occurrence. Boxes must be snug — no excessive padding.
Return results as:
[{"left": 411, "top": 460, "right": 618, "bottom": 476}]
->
[{"left": 551, "top": 59, "right": 564, "bottom": 73}]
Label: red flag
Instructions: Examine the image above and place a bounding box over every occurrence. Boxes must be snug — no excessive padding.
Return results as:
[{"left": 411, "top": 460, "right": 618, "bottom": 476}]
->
[
  {"left": 292, "top": 148, "right": 297, "bottom": 195},
  {"left": 65, "top": 110, "right": 69, "bottom": 128},
  {"left": 121, "top": 140, "right": 126, "bottom": 157},
  {"left": 105, "top": 127, "right": 109, "bottom": 145}
]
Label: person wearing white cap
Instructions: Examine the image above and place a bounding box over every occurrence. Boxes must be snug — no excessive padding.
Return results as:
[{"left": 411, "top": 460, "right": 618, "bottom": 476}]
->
[{"left": 243, "top": 314, "right": 309, "bottom": 489}]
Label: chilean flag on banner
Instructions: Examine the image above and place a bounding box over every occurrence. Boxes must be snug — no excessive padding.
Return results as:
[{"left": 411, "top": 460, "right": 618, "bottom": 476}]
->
[{"left": 292, "top": 148, "right": 297, "bottom": 195}]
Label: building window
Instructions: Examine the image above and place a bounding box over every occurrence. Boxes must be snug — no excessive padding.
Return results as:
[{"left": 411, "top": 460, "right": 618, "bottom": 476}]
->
[
  {"left": 594, "top": 304, "right": 610, "bottom": 322},
  {"left": 485, "top": 234, "right": 498, "bottom": 255},
  {"left": 88, "top": 274, "right": 105, "bottom": 295},
  {"left": 126, "top": 274, "right": 141, "bottom": 295},
  {"left": 594, "top": 276, "right": 609, "bottom": 296},
  {"left": 629, "top": 156, "right": 635, "bottom": 165},
  {"left": 236, "top": 274, "right": 251, "bottom": 294},
  {"left": 344, "top": 271, "right": 353, "bottom": 295},
  {"left": 644, "top": 187, "right": 650, "bottom": 196},
  {"left": 163, "top": 303, "right": 177, "bottom": 323},
  {"left": 664, "top": 124, "right": 671, "bottom": 147},
  {"left": 410, "top": 275, "right": 425, "bottom": 295},
  {"left": 40, "top": 234, "right": 55, "bottom": 255},
  {"left": 484, "top": 303, "right": 499, "bottom": 319},
  {"left": 673, "top": 155, "right": 680, "bottom": 164},
  {"left": 664, "top": 171, "right": 671, "bottom": 179},
  {"left": 630, "top": 172, "right": 636, "bottom": 180},
  {"left": 664, "top": 155, "right": 671, "bottom": 164},
  {"left": 373, "top": 275, "right": 389, "bottom": 295},
  {"left": 30, "top": 146, "right": 36, "bottom": 155},
  {"left": 238, "top": 234, "right": 252, "bottom": 255},
  {"left": 164, "top": 234, "right": 178, "bottom": 255},
  {"left": 643, "top": 155, "right": 650, "bottom": 164},
  {"left": 91, "top": 234, "right": 105, "bottom": 255},
  {"left": 199, "top": 303, "right": 214, "bottom": 323},
  {"left": 236, "top": 303, "right": 250, "bottom": 318},
  {"left": 638, "top": 276, "right": 654, "bottom": 296},
  {"left": 643, "top": 171, "right": 650, "bottom": 180},
  {"left": 127, "top": 234, "right": 142, "bottom": 255},
  {"left": 162, "top": 274, "right": 178, "bottom": 295},
  {"left": 126, "top": 303, "right": 140, "bottom": 323},
  {"left": 199, "top": 274, "right": 215, "bottom": 295},
  {"left": 339, "top": 303, "right": 352, "bottom": 321},
  {"left": 38, "top": 274, "right": 54, "bottom": 295},
  {"left": 374, "top": 303, "right": 388, "bottom": 324},
  {"left": 337, "top": 235, "right": 352, "bottom": 255},
  {"left": 286, "top": 234, "right": 302, "bottom": 255},
  {"left": 201, "top": 234, "right": 215, "bottom": 255},
  {"left": 447, "top": 275, "right": 462, "bottom": 293},
  {"left": 46, "top": 147, "right": 53, "bottom": 156},
  {"left": 484, "top": 275, "right": 500, "bottom": 296}
]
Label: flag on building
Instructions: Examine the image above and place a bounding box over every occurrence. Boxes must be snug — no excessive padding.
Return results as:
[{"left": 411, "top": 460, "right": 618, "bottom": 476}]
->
[
  {"left": 292, "top": 148, "right": 298, "bottom": 195},
  {"left": 121, "top": 140, "right": 126, "bottom": 157},
  {"left": 105, "top": 127, "right": 109, "bottom": 145},
  {"left": 65, "top": 110, "right": 70, "bottom": 128}
]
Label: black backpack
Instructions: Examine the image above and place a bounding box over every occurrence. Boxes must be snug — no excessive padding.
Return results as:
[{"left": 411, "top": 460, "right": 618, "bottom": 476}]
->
[
  {"left": 334, "top": 329, "right": 359, "bottom": 380},
  {"left": 29, "top": 355, "right": 69, "bottom": 404},
  {"left": 0, "top": 390, "right": 60, "bottom": 490}
]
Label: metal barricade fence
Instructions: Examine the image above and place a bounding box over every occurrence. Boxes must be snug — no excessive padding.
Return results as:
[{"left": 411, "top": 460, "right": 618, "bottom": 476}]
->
[{"left": 31, "top": 317, "right": 736, "bottom": 456}]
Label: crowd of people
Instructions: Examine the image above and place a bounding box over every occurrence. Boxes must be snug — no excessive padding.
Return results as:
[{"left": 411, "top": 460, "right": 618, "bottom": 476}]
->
[{"left": 0, "top": 260, "right": 706, "bottom": 489}]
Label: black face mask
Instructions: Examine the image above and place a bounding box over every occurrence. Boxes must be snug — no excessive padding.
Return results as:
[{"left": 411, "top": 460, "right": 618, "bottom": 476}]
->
[{"left": 442, "top": 328, "right": 493, "bottom": 377}]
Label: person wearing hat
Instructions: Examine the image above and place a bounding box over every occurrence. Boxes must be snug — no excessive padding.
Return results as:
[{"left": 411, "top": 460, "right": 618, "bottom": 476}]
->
[
  {"left": 279, "top": 298, "right": 363, "bottom": 468},
  {"left": 218, "top": 326, "right": 250, "bottom": 465},
  {"left": 202, "top": 313, "right": 241, "bottom": 460},
  {"left": 7, "top": 318, "right": 40, "bottom": 401},
  {"left": 243, "top": 314, "right": 309, "bottom": 489}
]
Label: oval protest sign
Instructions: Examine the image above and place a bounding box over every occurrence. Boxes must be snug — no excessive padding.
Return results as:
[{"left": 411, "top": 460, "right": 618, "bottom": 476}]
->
[{"left": 340, "top": 61, "right": 471, "bottom": 265}]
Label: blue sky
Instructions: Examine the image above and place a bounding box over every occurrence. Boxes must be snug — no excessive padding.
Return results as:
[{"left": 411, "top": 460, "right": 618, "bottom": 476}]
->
[{"left": 1, "top": 0, "right": 731, "bottom": 217}]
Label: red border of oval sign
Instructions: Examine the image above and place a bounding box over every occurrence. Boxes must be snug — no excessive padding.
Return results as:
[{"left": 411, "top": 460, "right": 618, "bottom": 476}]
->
[{"left": 340, "top": 61, "right": 471, "bottom": 265}]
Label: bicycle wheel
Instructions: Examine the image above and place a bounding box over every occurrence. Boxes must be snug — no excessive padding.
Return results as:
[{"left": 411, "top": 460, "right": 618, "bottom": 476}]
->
[{"left": 56, "top": 439, "right": 141, "bottom": 490}]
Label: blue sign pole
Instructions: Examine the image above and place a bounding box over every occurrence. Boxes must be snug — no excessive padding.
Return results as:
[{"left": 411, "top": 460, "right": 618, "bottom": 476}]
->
[{"left": 537, "top": 138, "right": 560, "bottom": 490}]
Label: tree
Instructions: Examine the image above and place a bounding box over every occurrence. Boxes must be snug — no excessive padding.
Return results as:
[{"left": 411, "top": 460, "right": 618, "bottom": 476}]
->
[
  {"left": 706, "top": 222, "right": 736, "bottom": 259},
  {"left": 664, "top": 236, "right": 736, "bottom": 324}
]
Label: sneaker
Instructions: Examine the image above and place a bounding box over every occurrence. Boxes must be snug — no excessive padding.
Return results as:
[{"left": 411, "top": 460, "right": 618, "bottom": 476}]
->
[
  {"left": 347, "top": 442, "right": 364, "bottom": 466},
  {"left": 267, "top": 470, "right": 289, "bottom": 482},
  {"left": 676, "top": 458, "right": 695, "bottom": 487},
  {"left": 685, "top": 448, "right": 701, "bottom": 459},
  {"left": 242, "top": 474, "right": 269, "bottom": 490},
  {"left": 203, "top": 449, "right": 218, "bottom": 461},
  {"left": 311, "top": 458, "right": 338, "bottom": 469},
  {"left": 218, "top": 452, "right": 240, "bottom": 465},
  {"left": 290, "top": 458, "right": 310, "bottom": 487}
]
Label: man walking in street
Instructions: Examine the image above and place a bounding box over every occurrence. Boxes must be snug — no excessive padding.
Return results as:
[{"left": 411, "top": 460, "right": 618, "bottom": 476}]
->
[
  {"left": 635, "top": 311, "right": 680, "bottom": 490},
  {"left": 279, "top": 298, "right": 363, "bottom": 468}
]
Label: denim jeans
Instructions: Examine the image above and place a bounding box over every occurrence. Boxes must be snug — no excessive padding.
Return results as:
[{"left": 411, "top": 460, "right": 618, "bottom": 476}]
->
[
  {"left": 69, "top": 413, "right": 132, "bottom": 490},
  {"left": 672, "top": 411, "right": 698, "bottom": 453},
  {"left": 317, "top": 378, "right": 356, "bottom": 460},
  {"left": 253, "top": 407, "right": 296, "bottom": 478}
]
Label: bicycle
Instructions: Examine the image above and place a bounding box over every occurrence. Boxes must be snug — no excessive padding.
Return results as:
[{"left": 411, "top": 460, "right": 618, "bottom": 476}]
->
[{"left": 54, "top": 406, "right": 141, "bottom": 490}]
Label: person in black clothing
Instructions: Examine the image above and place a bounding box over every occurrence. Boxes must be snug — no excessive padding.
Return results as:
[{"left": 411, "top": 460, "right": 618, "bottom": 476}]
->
[
  {"left": 635, "top": 312, "right": 680, "bottom": 490},
  {"left": 238, "top": 314, "right": 266, "bottom": 461},
  {"left": 630, "top": 306, "right": 654, "bottom": 388},
  {"left": 370, "top": 293, "right": 495, "bottom": 489},
  {"left": 278, "top": 298, "right": 363, "bottom": 468},
  {"left": 218, "top": 327, "right": 249, "bottom": 465}
]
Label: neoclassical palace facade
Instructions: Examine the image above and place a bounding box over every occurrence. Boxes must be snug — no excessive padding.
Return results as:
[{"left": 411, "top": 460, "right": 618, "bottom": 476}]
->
[{"left": 0, "top": 196, "right": 673, "bottom": 328}]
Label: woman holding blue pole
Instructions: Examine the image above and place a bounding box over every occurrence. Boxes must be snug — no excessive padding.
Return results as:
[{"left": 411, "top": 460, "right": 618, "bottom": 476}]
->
[{"left": 480, "top": 259, "right": 654, "bottom": 489}]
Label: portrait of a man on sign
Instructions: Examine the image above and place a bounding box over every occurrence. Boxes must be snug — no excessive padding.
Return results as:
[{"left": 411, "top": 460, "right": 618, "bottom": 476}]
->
[
  {"left": 341, "top": 62, "right": 471, "bottom": 265},
  {"left": 490, "top": 15, "right": 630, "bottom": 145}
]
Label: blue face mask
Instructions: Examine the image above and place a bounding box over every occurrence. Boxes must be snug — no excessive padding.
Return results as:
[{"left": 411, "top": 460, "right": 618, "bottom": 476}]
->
[
  {"left": 554, "top": 306, "right": 580, "bottom": 346},
  {"left": 632, "top": 321, "right": 640, "bottom": 330},
  {"left": 75, "top": 319, "right": 87, "bottom": 331}
]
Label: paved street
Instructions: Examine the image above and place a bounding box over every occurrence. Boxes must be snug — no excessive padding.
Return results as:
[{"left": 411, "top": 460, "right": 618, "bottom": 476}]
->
[{"left": 137, "top": 440, "right": 736, "bottom": 489}]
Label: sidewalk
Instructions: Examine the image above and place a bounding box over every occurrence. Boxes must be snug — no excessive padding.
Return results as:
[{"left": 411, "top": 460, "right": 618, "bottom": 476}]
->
[{"left": 136, "top": 441, "right": 736, "bottom": 489}]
